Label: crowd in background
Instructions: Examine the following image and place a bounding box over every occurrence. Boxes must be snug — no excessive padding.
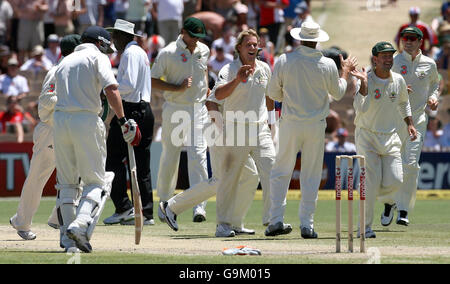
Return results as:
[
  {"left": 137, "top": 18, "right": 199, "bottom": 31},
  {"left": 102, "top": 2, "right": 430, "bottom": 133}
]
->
[{"left": 0, "top": 0, "right": 449, "bottom": 151}]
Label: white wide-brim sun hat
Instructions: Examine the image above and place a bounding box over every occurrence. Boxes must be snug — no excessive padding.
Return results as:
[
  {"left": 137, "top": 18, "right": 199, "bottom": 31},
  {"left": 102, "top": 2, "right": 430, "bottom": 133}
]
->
[
  {"left": 106, "top": 19, "right": 141, "bottom": 37},
  {"left": 290, "top": 22, "right": 329, "bottom": 42}
]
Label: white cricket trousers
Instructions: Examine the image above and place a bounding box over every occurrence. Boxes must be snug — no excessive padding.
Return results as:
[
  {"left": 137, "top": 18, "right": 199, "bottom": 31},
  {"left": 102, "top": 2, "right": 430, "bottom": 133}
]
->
[
  {"left": 355, "top": 127, "right": 403, "bottom": 229},
  {"left": 11, "top": 122, "right": 57, "bottom": 231},
  {"left": 269, "top": 119, "right": 326, "bottom": 229},
  {"left": 396, "top": 117, "right": 427, "bottom": 212},
  {"left": 54, "top": 111, "right": 106, "bottom": 233},
  {"left": 168, "top": 145, "right": 260, "bottom": 228},
  {"left": 216, "top": 122, "right": 275, "bottom": 226},
  {"left": 157, "top": 102, "right": 209, "bottom": 210}
]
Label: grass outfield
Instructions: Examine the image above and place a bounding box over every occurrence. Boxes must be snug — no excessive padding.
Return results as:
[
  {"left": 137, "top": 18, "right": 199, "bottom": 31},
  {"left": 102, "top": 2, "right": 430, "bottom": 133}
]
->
[{"left": 1, "top": 195, "right": 449, "bottom": 264}]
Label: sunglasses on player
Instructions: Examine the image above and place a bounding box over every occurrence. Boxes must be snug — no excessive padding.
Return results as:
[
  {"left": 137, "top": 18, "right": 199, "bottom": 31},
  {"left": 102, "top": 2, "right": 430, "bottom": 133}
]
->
[{"left": 402, "top": 35, "right": 419, "bottom": 42}]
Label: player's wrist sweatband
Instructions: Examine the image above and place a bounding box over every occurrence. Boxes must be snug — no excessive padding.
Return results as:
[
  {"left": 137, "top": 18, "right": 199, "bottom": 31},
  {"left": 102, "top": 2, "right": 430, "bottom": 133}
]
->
[
  {"left": 118, "top": 117, "right": 127, "bottom": 126},
  {"left": 268, "top": 110, "right": 277, "bottom": 125}
]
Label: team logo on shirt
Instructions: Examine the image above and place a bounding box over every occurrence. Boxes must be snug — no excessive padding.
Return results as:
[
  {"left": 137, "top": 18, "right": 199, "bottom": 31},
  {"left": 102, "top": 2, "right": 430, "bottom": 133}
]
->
[
  {"left": 181, "top": 53, "right": 187, "bottom": 62},
  {"left": 374, "top": 89, "right": 381, "bottom": 99},
  {"left": 417, "top": 71, "right": 426, "bottom": 79},
  {"left": 401, "top": 65, "right": 407, "bottom": 75},
  {"left": 389, "top": 92, "right": 397, "bottom": 102}
]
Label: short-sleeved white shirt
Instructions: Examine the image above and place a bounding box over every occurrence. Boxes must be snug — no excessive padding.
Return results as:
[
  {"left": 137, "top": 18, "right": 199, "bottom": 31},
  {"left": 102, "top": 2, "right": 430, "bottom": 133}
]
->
[
  {"left": 117, "top": 41, "right": 151, "bottom": 103},
  {"left": 208, "top": 53, "right": 234, "bottom": 75},
  {"left": 153, "top": 0, "right": 184, "bottom": 21},
  {"left": 211, "top": 37, "right": 237, "bottom": 56},
  {"left": 151, "top": 36, "right": 210, "bottom": 105},
  {"left": 54, "top": 43, "right": 117, "bottom": 114},
  {"left": 0, "top": 74, "right": 29, "bottom": 97}
]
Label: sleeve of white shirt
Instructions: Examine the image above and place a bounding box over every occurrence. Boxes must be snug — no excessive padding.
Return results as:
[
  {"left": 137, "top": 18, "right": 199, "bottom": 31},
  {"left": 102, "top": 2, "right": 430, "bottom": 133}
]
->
[
  {"left": 18, "top": 76, "right": 29, "bottom": 94},
  {"left": 267, "top": 54, "right": 285, "bottom": 102},
  {"left": 428, "top": 62, "right": 440, "bottom": 101},
  {"left": 96, "top": 54, "right": 118, "bottom": 89},
  {"left": 38, "top": 68, "right": 57, "bottom": 118},
  {"left": 327, "top": 60, "right": 347, "bottom": 101},
  {"left": 353, "top": 79, "right": 370, "bottom": 113},
  {"left": 397, "top": 77, "right": 412, "bottom": 119},
  {"left": 117, "top": 51, "right": 136, "bottom": 96},
  {"left": 151, "top": 49, "right": 168, "bottom": 79}
]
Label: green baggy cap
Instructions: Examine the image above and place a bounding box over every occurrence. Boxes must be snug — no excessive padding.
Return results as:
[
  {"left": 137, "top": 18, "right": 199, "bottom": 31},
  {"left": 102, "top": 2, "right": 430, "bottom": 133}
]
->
[
  {"left": 372, "top": 41, "right": 396, "bottom": 56},
  {"left": 183, "top": 17, "right": 206, "bottom": 38}
]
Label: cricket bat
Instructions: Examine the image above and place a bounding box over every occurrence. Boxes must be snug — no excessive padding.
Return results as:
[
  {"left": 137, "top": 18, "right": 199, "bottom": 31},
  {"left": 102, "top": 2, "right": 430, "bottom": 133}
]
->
[{"left": 127, "top": 144, "right": 144, "bottom": 245}]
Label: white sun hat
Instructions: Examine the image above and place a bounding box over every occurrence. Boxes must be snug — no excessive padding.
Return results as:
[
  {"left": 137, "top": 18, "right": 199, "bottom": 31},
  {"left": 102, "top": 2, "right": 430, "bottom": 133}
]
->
[
  {"left": 290, "top": 22, "right": 329, "bottom": 42},
  {"left": 106, "top": 19, "right": 141, "bottom": 37}
]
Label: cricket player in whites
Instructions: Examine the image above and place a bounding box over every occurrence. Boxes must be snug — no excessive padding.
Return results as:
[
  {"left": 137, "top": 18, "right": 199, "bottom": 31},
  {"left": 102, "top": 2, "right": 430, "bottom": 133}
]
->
[
  {"left": 53, "top": 26, "right": 140, "bottom": 253},
  {"left": 9, "top": 35, "right": 82, "bottom": 241},
  {"left": 351, "top": 42, "right": 417, "bottom": 238},
  {"left": 266, "top": 22, "right": 357, "bottom": 238},
  {"left": 392, "top": 27, "right": 439, "bottom": 226},
  {"left": 151, "top": 17, "right": 210, "bottom": 222}
]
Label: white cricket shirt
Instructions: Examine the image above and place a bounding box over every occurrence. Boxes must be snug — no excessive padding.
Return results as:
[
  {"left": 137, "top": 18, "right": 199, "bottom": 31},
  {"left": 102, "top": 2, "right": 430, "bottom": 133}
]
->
[
  {"left": 54, "top": 43, "right": 117, "bottom": 114},
  {"left": 38, "top": 65, "right": 57, "bottom": 125},
  {"left": 393, "top": 51, "right": 440, "bottom": 124},
  {"left": 268, "top": 45, "right": 347, "bottom": 122},
  {"left": 117, "top": 41, "right": 151, "bottom": 103},
  {"left": 210, "top": 58, "right": 271, "bottom": 124},
  {"left": 354, "top": 71, "right": 411, "bottom": 134},
  {"left": 151, "top": 35, "right": 210, "bottom": 105}
]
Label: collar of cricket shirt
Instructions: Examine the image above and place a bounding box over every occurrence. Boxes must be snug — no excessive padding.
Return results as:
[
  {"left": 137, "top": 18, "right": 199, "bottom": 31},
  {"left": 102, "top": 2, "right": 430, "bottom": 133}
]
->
[
  {"left": 370, "top": 70, "right": 394, "bottom": 84},
  {"left": 297, "top": 45, "right": 323, "bottom": 57},
  {"left": 125, "top": 41, "right": 138, "bottom": 51},
  {"left": 176, "top": 35, "right": 200, "bottom": 55},
  {"left": 402, "top": 49, "right": 422, "bottom": 63},
  {"left": 75, "top": 43, "right": 101, "bottom": 53}
]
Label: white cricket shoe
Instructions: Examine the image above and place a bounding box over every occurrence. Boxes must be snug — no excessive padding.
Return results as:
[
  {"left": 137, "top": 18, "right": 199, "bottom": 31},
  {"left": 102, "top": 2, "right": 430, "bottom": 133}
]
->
[
  {"left": 10, "top": 218, "right": 36, "bottom": 240},
  {"left": 159, "top": 201, "right": 178, "bottom": 231},
  {"left": 381, "top": 203, "right": 396, "bottom": 226},
  {"left": 103, "top": 207, "right": 134, "bottom": 225},
  {"left": 264, "top": 222, "right": 292, "bottom": 237},
  {"left": 215, "top": 224, "right": 235, "bottom": 237},
  {"left": 66, "top": 224, "right": 92, "bottom": 253},
  {"left": 232, "top": 226, "right": 255, "bottom": 235}
]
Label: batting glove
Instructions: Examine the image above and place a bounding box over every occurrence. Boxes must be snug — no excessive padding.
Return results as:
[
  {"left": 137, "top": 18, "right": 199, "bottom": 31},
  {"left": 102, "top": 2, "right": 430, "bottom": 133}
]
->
[{"left": 121, "top": 119, "right": 142, "bottom": 146}]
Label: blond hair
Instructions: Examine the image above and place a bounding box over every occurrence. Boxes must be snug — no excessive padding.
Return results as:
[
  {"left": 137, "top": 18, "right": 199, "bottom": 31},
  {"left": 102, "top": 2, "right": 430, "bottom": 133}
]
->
[{"left": 235, "top": 29, "right": 260, "bottom": 54}]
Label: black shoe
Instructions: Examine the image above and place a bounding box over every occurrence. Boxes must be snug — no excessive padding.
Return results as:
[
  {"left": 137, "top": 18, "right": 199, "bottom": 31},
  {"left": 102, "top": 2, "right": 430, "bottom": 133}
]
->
[
  {"left": 193, "top": 214, "right": 206, "bottom": 222},
  {"left": 264, "top": 222, "right": 292, "bottom": 236}
]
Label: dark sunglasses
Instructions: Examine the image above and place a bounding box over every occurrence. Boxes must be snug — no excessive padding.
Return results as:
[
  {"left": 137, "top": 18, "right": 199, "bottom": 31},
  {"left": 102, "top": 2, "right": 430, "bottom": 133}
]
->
[{"left": 402, "top": 35, "right": 419, "bottom": 42}]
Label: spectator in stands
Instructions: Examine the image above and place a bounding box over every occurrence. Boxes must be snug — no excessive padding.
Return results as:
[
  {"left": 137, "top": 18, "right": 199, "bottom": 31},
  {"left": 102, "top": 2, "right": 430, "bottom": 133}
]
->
[
  {"left": 0, "top": 95, "right": 37, "bottom": 142},
  {"left": 424, "top": 116, "right": 445, "bottom": 151},
  {"left": 183, "top": 0, "right": 202, "bottom": 21},
  {"left": 208, "top": 44, "right": 233, "bottom": 75},
  {"left": 211, "top": 23, "right": 236, "bottom": 56},
  {"left": 126, "top": 0, "right": 150, "bottom": 32},
  {"left": 434, "top": 23, "right": 450, "bottom": 70},
  {"left": 0, "top": 44, "right": 11, "bottom": 74},
  {"left": 20, "top": 45, "right": 53, "bottom": 74},
  {"left": 115, "top": 0, "right": 129, "bottom": 21},
  {"left": 152, "top": 0, "right": 184, "bottom": 44},
  {"left": 0, "top": 0, "right": 13, "bottom": 45},
  {"left": 431, "top": 1, "right": 450, "bottom": 35},
  {"left": 0, "top": 57, "right": 29, "bottom": 100},
  {"left": 11, "top": 0, "right": 49, "bottom": 65},
  {"left": 147, "top": 34, "right": 166, "bottom": 66},
  {"left": 44, "top": 34, "right": 61, "bottom": 65},
  {"left": 77, "top": 0, "right": 105, "bottom": 33},
  {"left": 50, "top": 0, "right": 75, "bottom": 37},
  {"left": 442, "top": 108, "right": 450, "bottom": 148},
  {"left": 395, "top": 7, "right": 438, "bottom": 56},
  {"left": 258, "top": 0, "right": 289, "bottom": 51},
  {"left": 285, "top": 1, "right": 314, "bottom": 48},
  {"left": 283, "top": 0, "right": 303, "bottom": 28},
  {"left": 326, "top": 127, "right": 356, "bottom": 152},
  {"left": 257, "top": 27, "right": 275, "bottom": 69}
]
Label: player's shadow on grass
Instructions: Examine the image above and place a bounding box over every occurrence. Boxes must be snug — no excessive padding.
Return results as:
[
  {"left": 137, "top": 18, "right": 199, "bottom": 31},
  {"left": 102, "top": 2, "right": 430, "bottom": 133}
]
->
[
  {"left": 5, "top": 250, "right": 67, "bottom": 254},
  {"left": 170, "top": 234, "right": 212, "bottom": 239}
]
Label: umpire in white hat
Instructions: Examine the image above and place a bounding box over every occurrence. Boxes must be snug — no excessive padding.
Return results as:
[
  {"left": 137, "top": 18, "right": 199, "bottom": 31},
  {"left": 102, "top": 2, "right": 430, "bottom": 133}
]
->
[
  {"left": 103, "top": 19, "right": 155, "bottom": 226},
  {"left": 266, "top": 22, "right": 358, "bottom": 238}
]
